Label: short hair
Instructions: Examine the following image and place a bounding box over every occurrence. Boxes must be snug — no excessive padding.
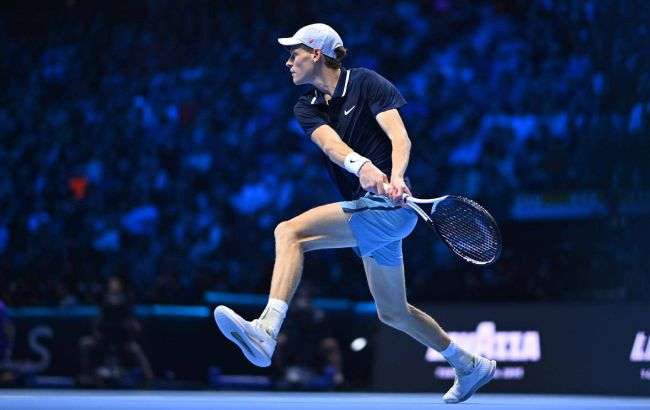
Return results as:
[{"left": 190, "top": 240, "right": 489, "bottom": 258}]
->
[
  {"left": 291, "top": 44, "right": 348, "bottom": 69},
  {"left": 324, "top": 46, "right": 347, "bottom": 69}
]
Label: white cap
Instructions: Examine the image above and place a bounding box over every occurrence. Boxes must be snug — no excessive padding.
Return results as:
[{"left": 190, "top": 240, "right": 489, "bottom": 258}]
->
[{"left": 278, "top": 23, "right": 344, "bottom": 59}]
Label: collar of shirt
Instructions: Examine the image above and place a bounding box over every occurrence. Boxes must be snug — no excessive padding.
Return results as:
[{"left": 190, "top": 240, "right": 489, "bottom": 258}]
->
[{"left": 310, "top": 68, "right": 351, "bottom": 105}]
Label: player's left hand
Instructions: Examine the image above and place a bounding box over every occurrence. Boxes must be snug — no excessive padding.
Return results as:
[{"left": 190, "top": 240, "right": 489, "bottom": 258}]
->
[{"left": 387, "top": 176, "right": 411, "bottom": 205}]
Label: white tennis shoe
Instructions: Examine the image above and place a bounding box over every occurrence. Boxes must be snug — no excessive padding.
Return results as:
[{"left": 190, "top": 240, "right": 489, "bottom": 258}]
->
[
  {"left": 213, "top": 305, "right": 276, "bottom": 367},
  {"left": 443, "top": 356, "right": 496, "bottom": 404}
]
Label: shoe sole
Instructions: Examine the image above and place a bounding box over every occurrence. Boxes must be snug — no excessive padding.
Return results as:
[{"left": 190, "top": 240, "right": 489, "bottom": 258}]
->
[
  {"left": 452, "top": 360, "right": 497, "bottom": 404},
  {"left": 213, "top": 306, "right": 271, "bottom": 367}
]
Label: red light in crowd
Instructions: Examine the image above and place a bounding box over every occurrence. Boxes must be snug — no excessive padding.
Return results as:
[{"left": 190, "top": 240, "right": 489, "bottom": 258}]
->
[{"left": 68, "top": 176, "right": 88, "bottom": 200}]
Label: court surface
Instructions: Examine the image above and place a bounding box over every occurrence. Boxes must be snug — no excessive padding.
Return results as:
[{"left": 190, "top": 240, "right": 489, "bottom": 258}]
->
[{"left": 2, "top": 391, "right": 650, "bottom": 410}]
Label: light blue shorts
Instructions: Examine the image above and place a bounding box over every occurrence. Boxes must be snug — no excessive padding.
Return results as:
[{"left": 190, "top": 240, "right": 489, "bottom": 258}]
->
[{"left": 339, "top": 192, "right": 418, "bottom": 266}]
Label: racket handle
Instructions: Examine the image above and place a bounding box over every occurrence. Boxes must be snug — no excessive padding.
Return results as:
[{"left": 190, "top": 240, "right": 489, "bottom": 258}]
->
[{"left": 382, "top": 183, "right": 410, "bottom": 200}]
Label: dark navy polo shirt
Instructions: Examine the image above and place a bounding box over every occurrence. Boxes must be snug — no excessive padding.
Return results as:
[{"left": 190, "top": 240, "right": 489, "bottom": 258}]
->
[{"left": 293, "top": 67, "right": 407, "bottom": 200}]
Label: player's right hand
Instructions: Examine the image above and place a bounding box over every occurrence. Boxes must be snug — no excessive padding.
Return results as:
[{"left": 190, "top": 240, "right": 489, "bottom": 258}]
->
[{"left": 358, "top": 162, "right": 389, "bottom": 196}]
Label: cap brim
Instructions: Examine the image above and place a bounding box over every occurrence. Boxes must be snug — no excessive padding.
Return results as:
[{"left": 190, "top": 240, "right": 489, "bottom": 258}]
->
[{"left": 278, "top": 37, "right": 302, "bottom": 46}]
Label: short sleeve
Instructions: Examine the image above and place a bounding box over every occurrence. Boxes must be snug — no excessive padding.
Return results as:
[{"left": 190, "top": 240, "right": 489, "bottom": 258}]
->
[
  {"left": 293, "top": 100, "right": 329, "bottom": 137},
  {"left": 364, "top": 70, "right": 407, "bottom": 116}
]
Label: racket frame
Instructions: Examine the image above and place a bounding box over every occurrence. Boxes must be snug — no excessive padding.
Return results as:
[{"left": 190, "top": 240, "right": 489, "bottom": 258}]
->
[{"left": 404, "top": 194, "right": 501, "bottom": 265}]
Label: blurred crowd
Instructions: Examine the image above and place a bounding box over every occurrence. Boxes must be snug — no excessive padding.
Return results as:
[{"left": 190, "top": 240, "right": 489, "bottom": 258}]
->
[{"left": 1, "top": 0, "right": 648, "bottom": 307}]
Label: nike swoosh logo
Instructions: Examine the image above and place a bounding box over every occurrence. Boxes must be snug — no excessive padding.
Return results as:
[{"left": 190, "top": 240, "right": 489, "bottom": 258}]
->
[{"left": 344, "top": 105, "right": 356, "bottom": 115}]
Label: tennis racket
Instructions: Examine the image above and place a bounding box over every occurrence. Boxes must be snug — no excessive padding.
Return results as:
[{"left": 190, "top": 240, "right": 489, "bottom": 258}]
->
[{"left": 384, "top": 184, "right": 501, "bottom": 265}]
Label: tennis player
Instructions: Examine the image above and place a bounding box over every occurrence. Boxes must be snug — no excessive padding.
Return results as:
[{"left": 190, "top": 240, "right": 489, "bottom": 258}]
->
[{"left": 214, "top": 23, "right": 496, "bottom": 403}]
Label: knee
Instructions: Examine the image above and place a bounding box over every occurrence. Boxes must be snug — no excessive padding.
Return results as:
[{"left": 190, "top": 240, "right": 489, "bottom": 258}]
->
[
  {"left": 376, "top": 305, "right": 413, "bottom": 329},
  {"left": 274, "top": 221, "right": 302, "bottom": 250}
]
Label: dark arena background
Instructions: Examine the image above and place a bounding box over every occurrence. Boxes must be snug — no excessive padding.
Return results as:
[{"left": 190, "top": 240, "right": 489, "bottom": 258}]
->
[{"left": 1, "top": 1, "right": 650, "bottom": 409}]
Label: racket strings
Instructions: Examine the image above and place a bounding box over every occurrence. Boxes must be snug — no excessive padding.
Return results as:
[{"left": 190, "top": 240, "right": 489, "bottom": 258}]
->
[{"left": 433, "top": 199, "right": 500, "bottom": 264}]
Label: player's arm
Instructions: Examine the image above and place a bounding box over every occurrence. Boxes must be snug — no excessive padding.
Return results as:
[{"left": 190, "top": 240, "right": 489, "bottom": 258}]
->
[
  {"left": 375, "top": 109, "right": 412, "bottom": 203},
  {"left": 310, "top": 125, "right": 389, "bottom": 195}
]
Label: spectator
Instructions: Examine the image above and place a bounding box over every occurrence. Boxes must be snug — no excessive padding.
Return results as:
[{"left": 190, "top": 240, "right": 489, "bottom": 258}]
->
[
  {"left": 78, "top": 277, "right": 153, "bottom": 387},
  {"left": 273, "top": 286, "right": 344, "bottom": 389}
]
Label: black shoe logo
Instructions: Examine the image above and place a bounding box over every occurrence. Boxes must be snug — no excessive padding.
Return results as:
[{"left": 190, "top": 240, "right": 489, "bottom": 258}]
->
[{"left": 231, "top": 331, "right": 255, "bottom": 356}]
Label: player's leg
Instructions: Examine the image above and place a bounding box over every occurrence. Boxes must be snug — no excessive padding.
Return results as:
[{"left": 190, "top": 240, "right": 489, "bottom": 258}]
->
[
  {"left": 214, "top": 202, "right": 356, "bottom": 367},
  {"left": 268, "top": 202, "right": 357, "bottom": 303},
  {"left": 362, "top": 254, "right": 496, "bottom": 403},
  {"left": 256, "top": 202, "right": 357, "bottom": 342},
  {"left": 361, "top": 255, "right": 451, "bottom": 350}
]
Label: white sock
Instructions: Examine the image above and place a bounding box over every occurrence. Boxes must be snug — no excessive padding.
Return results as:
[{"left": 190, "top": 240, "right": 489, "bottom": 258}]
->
[
  {"left": 258, "top": 298, "right": 288, "bottom": 338},
  {"left": 440, "top": 341, "right": 476, "bottom": 373}
]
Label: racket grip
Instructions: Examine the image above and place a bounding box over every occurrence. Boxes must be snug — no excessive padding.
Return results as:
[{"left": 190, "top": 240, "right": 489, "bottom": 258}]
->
[{"left": 382, "top": 183, "right": 410, "bottom": 200}]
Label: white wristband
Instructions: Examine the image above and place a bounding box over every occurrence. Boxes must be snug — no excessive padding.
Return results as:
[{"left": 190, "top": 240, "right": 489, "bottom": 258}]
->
[{"left": 344, "top": 152, "right": 371, "bottom": 176}]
